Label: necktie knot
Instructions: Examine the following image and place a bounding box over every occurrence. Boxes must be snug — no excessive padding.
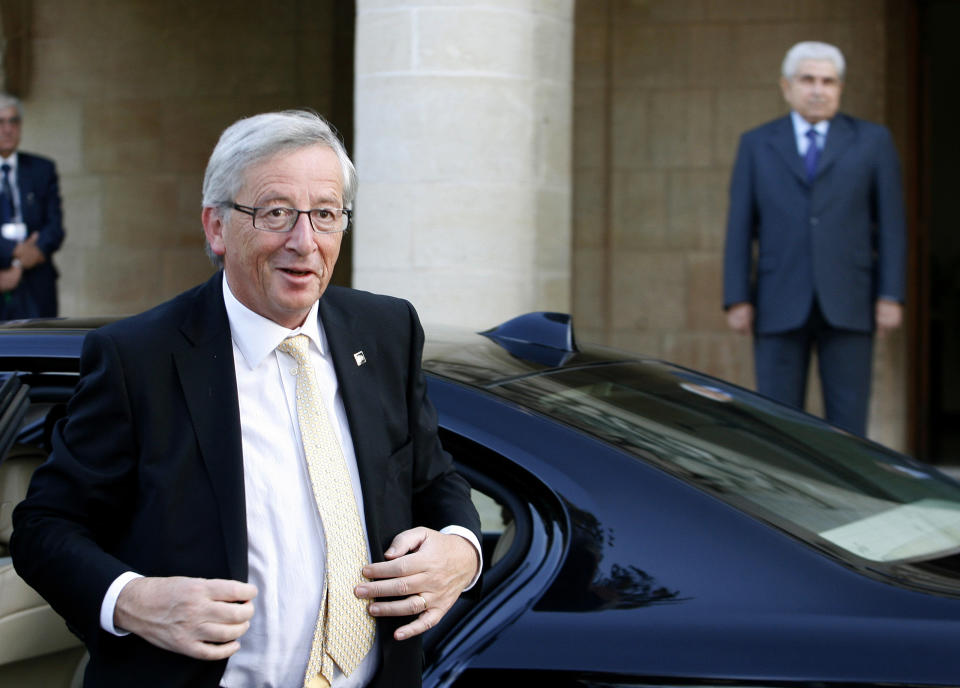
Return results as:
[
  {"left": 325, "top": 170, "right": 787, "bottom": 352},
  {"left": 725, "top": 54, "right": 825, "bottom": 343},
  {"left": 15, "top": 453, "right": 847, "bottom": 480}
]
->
[
  {"left": 1, "top": 163, "right": 10, "bottom": 176},
  {"left": 278, "top": 334, "right": 310, "bottom": 365}
]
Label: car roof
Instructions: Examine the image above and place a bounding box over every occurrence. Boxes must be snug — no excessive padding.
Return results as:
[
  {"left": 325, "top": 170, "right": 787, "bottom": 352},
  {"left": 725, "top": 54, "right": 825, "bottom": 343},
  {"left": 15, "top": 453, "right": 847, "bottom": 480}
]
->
[{"left": 0, "top": 312, "right": 633, "bottom": 383}]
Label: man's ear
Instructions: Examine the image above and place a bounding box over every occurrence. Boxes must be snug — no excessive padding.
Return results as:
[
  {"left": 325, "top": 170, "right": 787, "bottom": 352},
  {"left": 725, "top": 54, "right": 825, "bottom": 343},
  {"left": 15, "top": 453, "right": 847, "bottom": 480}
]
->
[{"left": 201, "top": 206, "right": 227, "bottom": 258}]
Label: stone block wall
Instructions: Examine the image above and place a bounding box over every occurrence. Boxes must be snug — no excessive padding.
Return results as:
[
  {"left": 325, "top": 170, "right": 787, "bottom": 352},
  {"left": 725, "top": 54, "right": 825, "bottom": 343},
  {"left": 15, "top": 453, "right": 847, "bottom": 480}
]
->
[
  {"left": 573, "top": 0, "right": 908, "bottom": 449},
  {"left": 6, "top": 0, "right": 349, "bottom": 317}
]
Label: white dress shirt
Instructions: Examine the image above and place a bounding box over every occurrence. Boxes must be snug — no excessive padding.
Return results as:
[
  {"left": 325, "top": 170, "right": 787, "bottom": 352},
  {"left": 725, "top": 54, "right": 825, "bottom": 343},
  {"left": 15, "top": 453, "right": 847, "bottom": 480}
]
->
[
  {"left": 100, "top": 278, "right": 481, "bottom": 688},
  {"left": 219, "top": 279, "right": 378, "bottom": 687}
]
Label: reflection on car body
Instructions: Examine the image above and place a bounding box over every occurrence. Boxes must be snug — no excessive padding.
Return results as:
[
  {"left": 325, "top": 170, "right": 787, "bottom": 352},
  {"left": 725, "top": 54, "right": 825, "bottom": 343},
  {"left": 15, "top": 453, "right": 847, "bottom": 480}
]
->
[{"left": 3, "top": 313, "right": 960, "bottom": 687}]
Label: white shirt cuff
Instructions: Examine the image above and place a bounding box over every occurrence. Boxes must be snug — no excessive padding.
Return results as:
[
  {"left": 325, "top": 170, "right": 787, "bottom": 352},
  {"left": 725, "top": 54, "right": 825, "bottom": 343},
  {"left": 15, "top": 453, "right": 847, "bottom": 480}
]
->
[
  {"left": 100, "top": 571, "right": 143, "bottom": 636},
  {"left": 440, "top": 525, "right": 483, "bottom": 591}
]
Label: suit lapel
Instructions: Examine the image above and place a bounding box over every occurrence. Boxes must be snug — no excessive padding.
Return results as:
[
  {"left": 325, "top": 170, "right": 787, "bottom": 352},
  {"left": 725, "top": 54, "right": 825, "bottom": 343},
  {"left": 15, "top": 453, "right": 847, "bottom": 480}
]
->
[
  {"left": 173, "top": 272, "right": 248, "bottom": 581},
  {"left": 817, "top": 113, "right": 854, "bottom": 180},
  {"left": 15, "top": 154, "right": 35, "bottom": 223},
  {"left": 319, "top": 289, "right": 388, "bottom": 555},
  {"left": 766, "top": 116, "right": 808, "bottom": 186}
]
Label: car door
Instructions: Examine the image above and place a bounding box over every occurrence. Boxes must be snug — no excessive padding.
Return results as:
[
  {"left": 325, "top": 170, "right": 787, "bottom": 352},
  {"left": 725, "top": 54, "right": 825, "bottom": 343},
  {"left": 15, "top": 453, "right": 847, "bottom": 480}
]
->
[{"left": 0, "top": 373, "right": 85, "bottom": 687}]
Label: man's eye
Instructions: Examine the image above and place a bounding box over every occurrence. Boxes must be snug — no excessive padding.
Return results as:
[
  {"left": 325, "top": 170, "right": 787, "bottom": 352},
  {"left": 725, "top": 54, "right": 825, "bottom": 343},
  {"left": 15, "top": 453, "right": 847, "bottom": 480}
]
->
[
  {"left": 265, "top": 208, "right": 291, "bottom": 218},
  {"left": 315, "top": 209, "right": 333, "bottom": 220}
]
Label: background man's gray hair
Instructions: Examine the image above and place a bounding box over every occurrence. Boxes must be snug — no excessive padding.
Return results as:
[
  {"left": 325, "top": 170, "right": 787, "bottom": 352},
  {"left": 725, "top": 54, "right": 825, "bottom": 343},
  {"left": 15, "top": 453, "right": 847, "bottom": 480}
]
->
[
  {"left": 0, "top": 93, "right": 23, "bottom": 118},
  {"left": 781, "top": 41, "right": 846, "bottom": 81},
  {"left": 201, "top": 110, "right": 357, "bottom": 268}
]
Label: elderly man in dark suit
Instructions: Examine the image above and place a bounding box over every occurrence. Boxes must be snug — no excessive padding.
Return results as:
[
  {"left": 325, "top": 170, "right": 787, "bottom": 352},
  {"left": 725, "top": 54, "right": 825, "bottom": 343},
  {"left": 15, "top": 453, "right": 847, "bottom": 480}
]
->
[
  {"left": 723, "top": 41, "right": 906, "bottom": 437},
  {"left": 0, "top": 93, "right": 65, "bottom": 319},
  {"left": 12, "top": 110, "right": 482, "bottom": 687}
]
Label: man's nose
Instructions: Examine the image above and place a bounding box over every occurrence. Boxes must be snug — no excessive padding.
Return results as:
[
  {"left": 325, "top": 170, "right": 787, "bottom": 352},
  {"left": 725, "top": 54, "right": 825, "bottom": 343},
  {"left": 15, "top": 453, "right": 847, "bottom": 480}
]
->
[{"left": 285, "top": 212, "right": 316, "bottom": 253}]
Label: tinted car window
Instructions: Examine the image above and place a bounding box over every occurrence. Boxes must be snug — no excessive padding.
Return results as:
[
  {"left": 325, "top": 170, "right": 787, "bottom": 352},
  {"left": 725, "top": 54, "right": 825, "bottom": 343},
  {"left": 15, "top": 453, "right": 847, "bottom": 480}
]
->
[{"left": 492, "top": 361, "right": 960, "bottom": 565}]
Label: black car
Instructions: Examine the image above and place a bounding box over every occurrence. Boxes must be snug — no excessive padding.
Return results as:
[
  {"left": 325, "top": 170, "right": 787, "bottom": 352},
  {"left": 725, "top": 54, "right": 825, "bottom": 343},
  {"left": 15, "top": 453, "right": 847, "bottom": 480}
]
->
[{"left": 3, "top": 313, "right": 960, "bottom": 687}]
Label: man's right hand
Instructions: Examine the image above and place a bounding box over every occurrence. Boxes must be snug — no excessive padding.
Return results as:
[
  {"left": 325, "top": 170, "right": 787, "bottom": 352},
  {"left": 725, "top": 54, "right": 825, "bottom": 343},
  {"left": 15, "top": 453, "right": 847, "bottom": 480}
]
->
[
  {"left": 726, "top": 302, "right": 754, "bottom": 334},
  {"left": 115, "top": 576, "right": 257, "bottom": 660}
]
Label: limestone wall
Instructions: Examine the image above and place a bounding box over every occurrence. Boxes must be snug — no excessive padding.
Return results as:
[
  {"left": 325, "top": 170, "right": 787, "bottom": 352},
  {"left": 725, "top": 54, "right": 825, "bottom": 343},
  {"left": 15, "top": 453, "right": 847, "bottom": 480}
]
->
[{"left": 7, "top": 0, "right": 348, "bottom": 317}]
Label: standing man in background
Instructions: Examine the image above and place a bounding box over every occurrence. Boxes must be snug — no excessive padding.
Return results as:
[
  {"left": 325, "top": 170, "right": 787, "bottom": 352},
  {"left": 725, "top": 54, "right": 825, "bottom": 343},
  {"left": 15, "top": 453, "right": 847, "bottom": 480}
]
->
[
  {"left": 0, "top": 93, "right": 65, "bottom": 319},
  {"left": 723, "top": 41, "right": 906, "bottom": 437}
]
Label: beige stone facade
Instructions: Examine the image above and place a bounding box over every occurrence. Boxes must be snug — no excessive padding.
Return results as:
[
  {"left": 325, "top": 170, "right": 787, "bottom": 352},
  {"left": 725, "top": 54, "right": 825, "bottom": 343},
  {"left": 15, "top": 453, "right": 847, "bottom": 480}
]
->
[{"left": 0, "top": 0, "right": 911, "bottom": 450}]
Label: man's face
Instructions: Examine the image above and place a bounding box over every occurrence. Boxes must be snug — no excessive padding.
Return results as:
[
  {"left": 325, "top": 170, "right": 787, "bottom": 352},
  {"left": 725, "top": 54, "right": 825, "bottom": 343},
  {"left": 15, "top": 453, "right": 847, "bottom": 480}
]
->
[
  {"left": 780, "top": 59, "right": 843, "bottom": 124},
  {"left": 202, "top": 144, "right": 345, "bottom": 329},
  {"left": 0, "top": 106, "right": 22, "bottom": 158}
]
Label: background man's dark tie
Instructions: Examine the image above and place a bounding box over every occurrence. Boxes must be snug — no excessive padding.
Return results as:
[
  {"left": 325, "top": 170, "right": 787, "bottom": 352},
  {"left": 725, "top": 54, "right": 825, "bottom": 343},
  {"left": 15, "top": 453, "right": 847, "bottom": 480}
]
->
[{"left": 1, "top": 163, "right": 14, "bottom": 224}]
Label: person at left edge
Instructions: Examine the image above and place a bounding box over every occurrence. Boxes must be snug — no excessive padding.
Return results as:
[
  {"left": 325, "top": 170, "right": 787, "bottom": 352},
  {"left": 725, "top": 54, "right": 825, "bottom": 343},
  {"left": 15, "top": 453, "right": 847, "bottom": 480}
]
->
[
  {"left": 0, "top": 92, "right": 65, "bottom": 319},
  {"left": 11, "top": 109, "right": 482, "bottom": 687}
]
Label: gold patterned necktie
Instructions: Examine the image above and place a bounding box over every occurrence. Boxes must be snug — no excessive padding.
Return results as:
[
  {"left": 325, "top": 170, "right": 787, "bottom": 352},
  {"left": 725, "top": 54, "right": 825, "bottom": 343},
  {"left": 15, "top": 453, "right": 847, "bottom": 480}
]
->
[{"left": 277, "top": 335, "right": 376, "bottom": 688}]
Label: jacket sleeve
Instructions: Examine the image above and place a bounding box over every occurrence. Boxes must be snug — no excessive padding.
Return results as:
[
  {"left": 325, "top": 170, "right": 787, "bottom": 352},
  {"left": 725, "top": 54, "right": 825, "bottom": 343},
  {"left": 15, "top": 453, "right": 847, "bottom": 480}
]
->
[
  {"left": 723, "top": 133, "right": 757, "bottom": 309},
  {"left": 872, "top": 127, "right": 907, "bottom": 302},
  {"left": 29, "top": 157, "right": 65, "bottom": 258}
]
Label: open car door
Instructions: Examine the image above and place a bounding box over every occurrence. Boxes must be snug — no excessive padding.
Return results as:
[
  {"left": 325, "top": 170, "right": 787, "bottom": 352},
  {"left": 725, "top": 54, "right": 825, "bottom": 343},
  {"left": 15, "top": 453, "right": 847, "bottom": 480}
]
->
[{"left": 0, "top": 373, "right": 86, "bottom": 687}]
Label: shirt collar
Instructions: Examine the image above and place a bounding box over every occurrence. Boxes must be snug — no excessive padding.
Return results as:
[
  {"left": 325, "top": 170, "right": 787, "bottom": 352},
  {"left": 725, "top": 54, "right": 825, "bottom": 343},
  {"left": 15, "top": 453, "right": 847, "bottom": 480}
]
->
[
  {"left": 222, "top": 274, "right": 326, "bottom": 369},
  {"left": 0, "top": 152, "right": 18, "bottom": 169},
  {"left": 791, "top": 110, "right": 830, "bottom": 138}
]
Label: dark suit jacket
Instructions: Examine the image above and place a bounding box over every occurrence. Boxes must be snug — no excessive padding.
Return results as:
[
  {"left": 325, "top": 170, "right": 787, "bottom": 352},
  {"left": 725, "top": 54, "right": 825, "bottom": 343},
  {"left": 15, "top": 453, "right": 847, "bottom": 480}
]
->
[
  {"left": 11, "top": 271, "right": 481, "bottom": 687},
  {"left": 0, "top": 152, "right": 64, "bottom": 319},
  {"left": 723, "top": 113, "right": 906, "bottom": 334}
]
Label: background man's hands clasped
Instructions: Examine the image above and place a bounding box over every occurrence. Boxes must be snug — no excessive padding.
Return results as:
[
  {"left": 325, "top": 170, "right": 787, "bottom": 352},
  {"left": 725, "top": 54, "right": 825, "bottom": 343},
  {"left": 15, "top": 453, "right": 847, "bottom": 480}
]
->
[{"left": 13, "top": 233, "right": 45, "bottom": 269}]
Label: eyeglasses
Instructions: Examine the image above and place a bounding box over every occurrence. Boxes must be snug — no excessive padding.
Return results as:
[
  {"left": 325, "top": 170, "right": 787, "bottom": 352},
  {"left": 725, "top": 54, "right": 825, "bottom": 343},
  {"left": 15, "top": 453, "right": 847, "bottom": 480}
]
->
[
  {"left": 0, "top": 117, "right": 21, "bottom": 127},
  {"left": 229, "top": 203, "right": 351, "bottom": 234}
]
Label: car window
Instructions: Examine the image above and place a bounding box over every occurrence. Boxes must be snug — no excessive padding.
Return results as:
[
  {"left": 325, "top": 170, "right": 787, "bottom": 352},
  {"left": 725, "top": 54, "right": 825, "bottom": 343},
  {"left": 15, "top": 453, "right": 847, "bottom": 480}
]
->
[
  {"left": 491, "top": 361, "right": 960, "bottom": 567},
  {"left": 439, "top": 430, "right": 527, "bottom": 577}
]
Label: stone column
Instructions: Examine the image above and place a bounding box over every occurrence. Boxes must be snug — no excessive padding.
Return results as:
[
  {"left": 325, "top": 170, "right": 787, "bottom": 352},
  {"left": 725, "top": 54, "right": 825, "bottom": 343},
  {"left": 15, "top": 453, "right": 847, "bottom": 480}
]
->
[{"left": 353, "top": 0, "right": 573, "bottom": 328}]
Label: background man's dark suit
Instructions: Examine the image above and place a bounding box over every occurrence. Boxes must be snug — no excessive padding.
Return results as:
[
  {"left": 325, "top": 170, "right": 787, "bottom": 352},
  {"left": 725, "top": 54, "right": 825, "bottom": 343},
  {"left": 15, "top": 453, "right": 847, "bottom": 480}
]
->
[
  {"left": 723, "top": 112, "right": 906, "bottom": 432},
  {"left": 0, "top": 152, "right": 64, "bottom": 318},
  {"left": 11, "top": 271, "right": 480, "bottom": 687}
]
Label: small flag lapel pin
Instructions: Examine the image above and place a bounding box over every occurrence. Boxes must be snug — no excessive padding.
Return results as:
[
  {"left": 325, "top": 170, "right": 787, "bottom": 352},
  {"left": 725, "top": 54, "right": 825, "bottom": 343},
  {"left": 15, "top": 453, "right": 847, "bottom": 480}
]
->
[{"left": 354, "top": 350, "right": 367, "bottom": 366}]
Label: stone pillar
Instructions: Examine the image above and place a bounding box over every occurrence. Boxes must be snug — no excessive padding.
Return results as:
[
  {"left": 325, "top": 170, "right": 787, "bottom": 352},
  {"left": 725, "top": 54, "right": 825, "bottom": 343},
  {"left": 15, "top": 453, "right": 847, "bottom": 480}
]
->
[{"left": 353, "top": 0, "right": 573, "bottom": 328}]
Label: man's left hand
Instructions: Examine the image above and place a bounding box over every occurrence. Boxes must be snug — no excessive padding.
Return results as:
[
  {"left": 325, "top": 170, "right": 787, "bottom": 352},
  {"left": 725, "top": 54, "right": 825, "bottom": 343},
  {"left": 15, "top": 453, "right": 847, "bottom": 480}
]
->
[
  {"left": 876, "top": 299, "right": 903, "bottom": 338},
  {"left": 13, "top": 234, "right": 46, "bottom": 269},
  {"left": 356, "top": 527, "right": 479, "bottom": 641}
]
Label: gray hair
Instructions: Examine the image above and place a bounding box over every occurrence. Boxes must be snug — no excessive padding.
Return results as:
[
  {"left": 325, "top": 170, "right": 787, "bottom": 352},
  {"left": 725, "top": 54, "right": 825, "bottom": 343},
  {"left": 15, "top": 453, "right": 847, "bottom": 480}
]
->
[
  {"left": 781, "top": 41, "right": 846, "bottom": 81},
  {"left": 0, "top": 93, "right": 23, "bottom": 118},
  {"left": 201, "top": 110, "right": 356, "bottom": 267}
]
